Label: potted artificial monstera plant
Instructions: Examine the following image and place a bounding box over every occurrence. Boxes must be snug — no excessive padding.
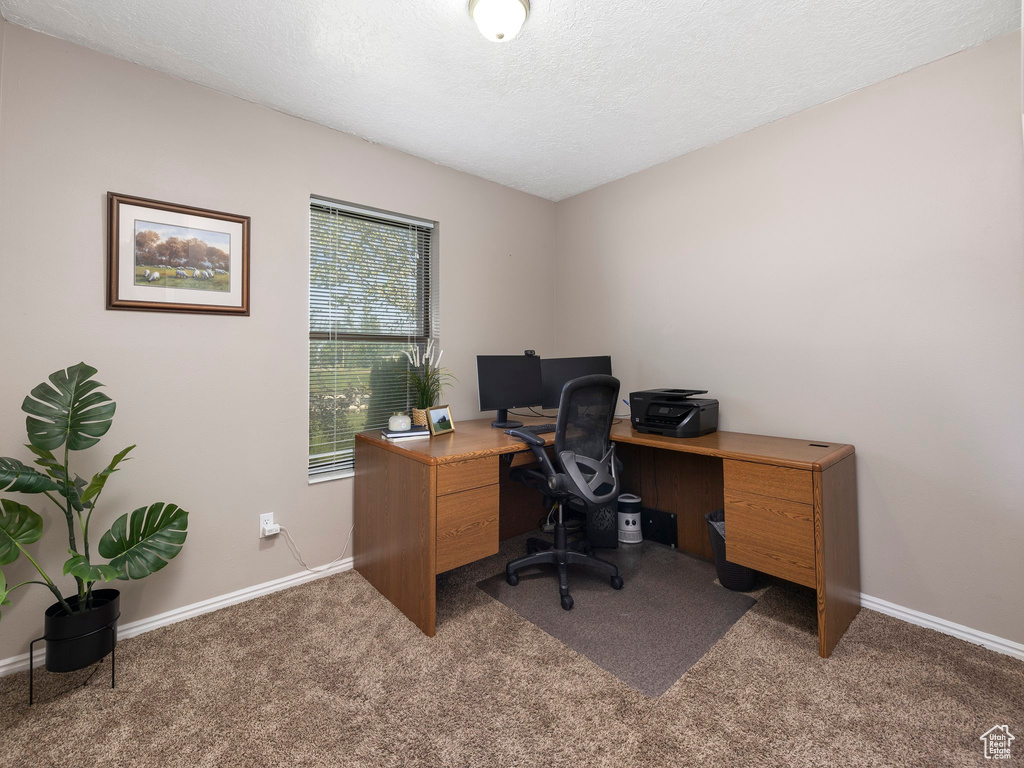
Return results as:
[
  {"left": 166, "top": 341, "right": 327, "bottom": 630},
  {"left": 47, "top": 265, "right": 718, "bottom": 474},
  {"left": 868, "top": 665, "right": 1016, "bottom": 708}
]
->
[{"left": 0, "top": 363, "right": 188, "bottom": 675}]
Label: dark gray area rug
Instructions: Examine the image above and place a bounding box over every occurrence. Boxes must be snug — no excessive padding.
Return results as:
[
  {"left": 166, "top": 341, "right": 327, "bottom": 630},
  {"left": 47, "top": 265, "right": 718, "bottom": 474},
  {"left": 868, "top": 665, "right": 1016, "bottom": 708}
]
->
[{"left": 478, "top": 539, "right": 756, "bottom": 697}]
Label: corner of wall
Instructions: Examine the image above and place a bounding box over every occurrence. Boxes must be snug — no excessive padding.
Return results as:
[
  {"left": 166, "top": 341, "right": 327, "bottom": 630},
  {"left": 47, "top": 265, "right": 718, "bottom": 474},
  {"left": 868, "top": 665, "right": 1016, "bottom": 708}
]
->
[
  {"left": 0, "top": 15, "right": 7, "bottom": 202},
  {"left": 550, "top": 204, "right": 560, "bottom": 355},
  {"left": 0, "top": 14, "right": 7, "bottom": 143}
]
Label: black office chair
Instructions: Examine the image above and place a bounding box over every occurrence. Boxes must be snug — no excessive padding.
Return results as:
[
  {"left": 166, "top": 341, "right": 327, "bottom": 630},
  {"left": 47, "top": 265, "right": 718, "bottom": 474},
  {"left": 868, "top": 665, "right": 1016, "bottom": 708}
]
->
[{"left": 505, "top": 374, "right": 624, "bottom": 610}]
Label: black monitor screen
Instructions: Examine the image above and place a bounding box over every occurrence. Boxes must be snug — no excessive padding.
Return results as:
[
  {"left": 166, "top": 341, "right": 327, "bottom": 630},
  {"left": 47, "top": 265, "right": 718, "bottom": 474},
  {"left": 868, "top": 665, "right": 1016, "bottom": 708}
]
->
[
  {"left": 540, "top": 356, "right": 612, "bottom": 408},
  {"left": 476, "top": 355, "right": 544, "bottom": 411}
]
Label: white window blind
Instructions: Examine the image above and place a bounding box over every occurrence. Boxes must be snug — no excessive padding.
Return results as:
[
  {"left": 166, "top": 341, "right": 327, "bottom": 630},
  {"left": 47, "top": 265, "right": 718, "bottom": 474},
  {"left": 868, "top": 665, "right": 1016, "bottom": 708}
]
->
[{"left": 309, "top": 198, "right": 437, "bottom": 478}]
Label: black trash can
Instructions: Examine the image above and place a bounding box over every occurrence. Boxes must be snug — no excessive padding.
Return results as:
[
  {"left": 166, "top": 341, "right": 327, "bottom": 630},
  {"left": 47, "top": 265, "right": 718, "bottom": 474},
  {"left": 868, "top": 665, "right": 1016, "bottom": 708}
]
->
[{"left": 706, "top": 508, "right": 756, "bottom": 591}]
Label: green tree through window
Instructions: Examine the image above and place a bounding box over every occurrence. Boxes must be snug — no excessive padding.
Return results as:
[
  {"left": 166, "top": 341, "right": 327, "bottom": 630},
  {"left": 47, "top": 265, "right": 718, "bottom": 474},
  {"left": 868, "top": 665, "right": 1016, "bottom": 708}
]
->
[{"left": 309, "top": 200, "right": 437, "bottom": 477}]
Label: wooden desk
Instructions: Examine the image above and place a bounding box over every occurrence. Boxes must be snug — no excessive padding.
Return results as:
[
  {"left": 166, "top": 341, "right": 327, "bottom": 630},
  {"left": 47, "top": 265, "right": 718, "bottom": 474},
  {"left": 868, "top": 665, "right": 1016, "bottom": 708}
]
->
[{"left": 354, "top": 416, "right": 859, "bottom": 657}]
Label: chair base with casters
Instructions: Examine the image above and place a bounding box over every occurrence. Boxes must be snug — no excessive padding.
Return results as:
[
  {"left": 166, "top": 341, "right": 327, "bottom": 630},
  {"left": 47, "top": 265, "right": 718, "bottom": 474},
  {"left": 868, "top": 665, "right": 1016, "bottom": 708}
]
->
[{"left": 505, "top": 500, "right": 624, "bottom": 610}]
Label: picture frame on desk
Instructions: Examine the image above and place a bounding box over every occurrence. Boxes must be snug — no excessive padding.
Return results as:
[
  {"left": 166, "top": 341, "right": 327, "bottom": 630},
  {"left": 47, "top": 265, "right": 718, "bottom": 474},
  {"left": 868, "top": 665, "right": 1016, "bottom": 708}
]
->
[{"left": 427, "top": 404, "right": 455, "bottom": 435}]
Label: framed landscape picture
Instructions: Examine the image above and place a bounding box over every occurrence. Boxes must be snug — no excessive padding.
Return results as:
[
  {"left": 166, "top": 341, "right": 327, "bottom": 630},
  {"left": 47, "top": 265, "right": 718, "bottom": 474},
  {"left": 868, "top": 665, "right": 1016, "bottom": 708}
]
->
[
  {"left": 427, "top": 404, "right": 455, "bottom": 436},
  {"left": 107, "top": 192, "right": 250, "bottom": 315}
]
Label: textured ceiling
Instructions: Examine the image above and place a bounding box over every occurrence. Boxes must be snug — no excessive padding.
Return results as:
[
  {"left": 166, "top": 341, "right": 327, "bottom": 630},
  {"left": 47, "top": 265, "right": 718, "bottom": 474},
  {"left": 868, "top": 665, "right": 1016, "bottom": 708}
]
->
[{"left": 0, "top": 0, "right": 1019, "bottom": 200}]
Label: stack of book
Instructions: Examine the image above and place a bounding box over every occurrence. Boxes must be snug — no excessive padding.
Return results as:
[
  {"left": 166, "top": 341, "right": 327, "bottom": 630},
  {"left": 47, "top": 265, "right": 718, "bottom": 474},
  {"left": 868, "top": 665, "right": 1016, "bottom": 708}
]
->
[{"left": 380, "top": 425, "right": 430, "bottom": 441}]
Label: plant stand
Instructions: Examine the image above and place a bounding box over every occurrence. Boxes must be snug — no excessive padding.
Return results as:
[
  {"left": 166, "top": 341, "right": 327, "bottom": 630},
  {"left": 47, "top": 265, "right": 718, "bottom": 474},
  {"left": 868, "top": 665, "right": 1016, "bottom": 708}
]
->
[{"left": 28, "top": 618, "right": 118, "bottom": 705}]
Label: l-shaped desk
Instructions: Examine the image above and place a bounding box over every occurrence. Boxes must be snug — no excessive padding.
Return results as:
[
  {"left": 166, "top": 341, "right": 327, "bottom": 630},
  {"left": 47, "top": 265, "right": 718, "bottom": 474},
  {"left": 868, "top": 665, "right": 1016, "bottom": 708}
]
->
[{"left": 354, "top": 416, "right": 859, "bottom": 657}]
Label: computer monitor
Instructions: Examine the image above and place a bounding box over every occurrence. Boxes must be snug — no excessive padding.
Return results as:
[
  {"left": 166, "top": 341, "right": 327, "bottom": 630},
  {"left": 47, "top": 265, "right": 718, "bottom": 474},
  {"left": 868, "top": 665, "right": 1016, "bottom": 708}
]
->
[
  {"left": 476, "top": 354, "right": 544, "bottom": 428},
  {"left": 540, "top": 355, "right": 613, "bottom": 409}
]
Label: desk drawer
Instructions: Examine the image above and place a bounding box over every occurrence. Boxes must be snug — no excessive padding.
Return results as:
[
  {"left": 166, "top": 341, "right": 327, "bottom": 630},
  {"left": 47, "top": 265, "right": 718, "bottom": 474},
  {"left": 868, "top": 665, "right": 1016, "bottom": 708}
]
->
[
  {"left": 436, "top": 484, "right": 499, "bottom": 573},
  {"left": 724, "top": 460, "right": 812, "bottom": 505},
  {"left": 724, "top": 491, "right": 815, "bottom": 588},
  {"left": 437, "top": 457, "right": 498, "bottom": 496}
]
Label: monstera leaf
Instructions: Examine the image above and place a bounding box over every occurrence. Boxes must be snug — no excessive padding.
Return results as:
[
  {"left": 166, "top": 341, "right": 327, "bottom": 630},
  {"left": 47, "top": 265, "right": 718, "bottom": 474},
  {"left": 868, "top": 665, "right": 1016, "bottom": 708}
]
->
[
  {"left": 0, "top": 457, "right": 59, "bottom": 494},
  {"left": 0, "top": 499, "right": 44, "bottom": 566},
  {"left": 98, "top": 503, "right": 188, "bottom": 580},
  {"left": 24, "top": 445, "right": 88, "bottom": 511},
  {"left": 27, "top": 445, "right": 94, "bottom": 511},
  {"left": 22, "top": 363, "right": 116, "bottom": 452},
  {"left": 81, "top": 445, "right": 135, "bottom": 505},
  {"left": 63, "top": 553, "right": 122, "bottom": 584}
]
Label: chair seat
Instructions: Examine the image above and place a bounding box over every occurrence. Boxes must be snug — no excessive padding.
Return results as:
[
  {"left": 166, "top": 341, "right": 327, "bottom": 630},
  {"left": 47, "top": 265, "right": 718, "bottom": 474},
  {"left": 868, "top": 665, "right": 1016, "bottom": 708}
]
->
[
  {"left": 510, "top": 466, "right": 578, "bottom": 505},
  {"left": 509, "top": 466, "right": 546, "bottom": 488}
]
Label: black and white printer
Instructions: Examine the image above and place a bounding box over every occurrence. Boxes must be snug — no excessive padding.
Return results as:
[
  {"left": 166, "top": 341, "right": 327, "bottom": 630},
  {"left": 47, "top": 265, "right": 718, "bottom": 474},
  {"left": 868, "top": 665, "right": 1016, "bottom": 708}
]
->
[{"left": 629, "top": 388, "right": 719, "bottom": 438}]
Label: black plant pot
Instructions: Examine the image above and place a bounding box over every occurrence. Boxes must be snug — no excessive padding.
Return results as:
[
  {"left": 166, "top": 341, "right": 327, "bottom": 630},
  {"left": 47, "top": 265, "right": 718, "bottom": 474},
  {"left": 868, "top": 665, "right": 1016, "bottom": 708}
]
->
[{"left": 43, "top": 589, "right": 120, "bottom": 673}]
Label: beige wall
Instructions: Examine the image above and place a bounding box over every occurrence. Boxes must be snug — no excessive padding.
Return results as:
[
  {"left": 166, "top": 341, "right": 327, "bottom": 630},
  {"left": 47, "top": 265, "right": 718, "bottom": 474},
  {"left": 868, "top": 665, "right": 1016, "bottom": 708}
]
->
[
  {"left": 554, "top": 32, "right": 1024, "bottom": 643},
  {"left": 0, "top": 24, "right": 555, "bottom": 659}
]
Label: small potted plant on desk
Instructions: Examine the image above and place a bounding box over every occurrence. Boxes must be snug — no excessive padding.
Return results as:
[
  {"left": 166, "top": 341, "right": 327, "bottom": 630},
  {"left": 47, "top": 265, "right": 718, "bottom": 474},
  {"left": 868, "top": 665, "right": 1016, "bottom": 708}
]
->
[
  {"left": 403, "top": 341, "right": 455, "bottom": 427},
  {"left": 0, "top": 363, "right": 189, "bottom": 702}
]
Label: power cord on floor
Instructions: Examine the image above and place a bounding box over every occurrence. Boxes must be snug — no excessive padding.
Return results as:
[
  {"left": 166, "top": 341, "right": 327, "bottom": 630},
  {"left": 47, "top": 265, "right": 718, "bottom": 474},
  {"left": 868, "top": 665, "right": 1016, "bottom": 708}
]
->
[{"left": 279, "top": 524, "right": 354, "bottom": 574}]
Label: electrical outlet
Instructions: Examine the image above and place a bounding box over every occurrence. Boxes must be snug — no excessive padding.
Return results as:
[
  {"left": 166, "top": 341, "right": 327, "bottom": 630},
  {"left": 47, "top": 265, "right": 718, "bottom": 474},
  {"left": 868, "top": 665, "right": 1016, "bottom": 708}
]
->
[{"left": 259, "top": 512, "right": 276, "bottom": 538}]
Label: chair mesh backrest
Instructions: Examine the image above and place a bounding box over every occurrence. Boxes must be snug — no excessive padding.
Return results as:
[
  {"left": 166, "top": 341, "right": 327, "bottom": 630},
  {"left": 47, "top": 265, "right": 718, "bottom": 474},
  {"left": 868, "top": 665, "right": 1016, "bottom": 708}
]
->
[{"left": 554, "top": 375, "right": 620, "bottom": 462}]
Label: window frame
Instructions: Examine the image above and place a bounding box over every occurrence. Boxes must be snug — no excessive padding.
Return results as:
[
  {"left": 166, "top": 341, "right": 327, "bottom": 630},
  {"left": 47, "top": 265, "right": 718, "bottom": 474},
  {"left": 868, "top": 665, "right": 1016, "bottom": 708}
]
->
[{"left": 308, "top": 197, "right": 437, "bottom": 482}]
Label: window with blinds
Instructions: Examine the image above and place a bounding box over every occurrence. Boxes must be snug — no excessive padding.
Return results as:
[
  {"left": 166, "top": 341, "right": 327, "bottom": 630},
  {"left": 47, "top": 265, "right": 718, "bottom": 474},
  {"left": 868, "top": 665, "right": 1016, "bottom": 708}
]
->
[{"left": 309, "top": 198, "right": 437, "bottom": 478}]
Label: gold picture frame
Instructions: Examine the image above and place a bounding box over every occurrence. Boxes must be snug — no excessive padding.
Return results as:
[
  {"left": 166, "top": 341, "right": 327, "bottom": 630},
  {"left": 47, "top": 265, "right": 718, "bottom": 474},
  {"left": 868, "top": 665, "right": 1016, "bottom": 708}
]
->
[{"left": 426, "top": 404, "right": 455, "bottom": 436}]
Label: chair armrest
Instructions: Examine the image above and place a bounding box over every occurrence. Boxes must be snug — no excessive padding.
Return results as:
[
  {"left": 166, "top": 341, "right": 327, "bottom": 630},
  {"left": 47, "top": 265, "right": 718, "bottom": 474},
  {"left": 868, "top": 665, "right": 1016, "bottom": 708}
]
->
[
  {"left": 507, "top": 429, "right": 546, "bottom": 447},
  {"left": 507, "top": 430, "right": 558, "bottom": 477}
]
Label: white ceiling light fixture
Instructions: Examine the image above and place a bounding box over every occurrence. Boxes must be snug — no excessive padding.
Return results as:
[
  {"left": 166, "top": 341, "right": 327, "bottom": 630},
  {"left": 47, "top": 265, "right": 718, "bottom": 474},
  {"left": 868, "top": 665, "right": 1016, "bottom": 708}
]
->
[{"left": 470, "top": 0, "right": 530, "bottom": 43}]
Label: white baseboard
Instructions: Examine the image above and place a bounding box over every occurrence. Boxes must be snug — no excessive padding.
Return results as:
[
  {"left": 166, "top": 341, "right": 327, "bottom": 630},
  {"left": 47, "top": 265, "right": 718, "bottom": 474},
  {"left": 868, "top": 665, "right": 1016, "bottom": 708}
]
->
[
  {"left": 0, "top": 557, "right": 353, "bottom": 678},
  {"left": 860, "top": 593, "right": 1024, "bottom": 661}
]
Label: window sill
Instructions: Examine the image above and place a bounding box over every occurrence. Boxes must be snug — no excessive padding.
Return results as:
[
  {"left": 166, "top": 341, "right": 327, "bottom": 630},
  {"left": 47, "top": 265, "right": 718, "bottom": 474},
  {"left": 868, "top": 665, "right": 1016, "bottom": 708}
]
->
[{"left": 308, "top": 469, "right": 354, "bottom": 485}]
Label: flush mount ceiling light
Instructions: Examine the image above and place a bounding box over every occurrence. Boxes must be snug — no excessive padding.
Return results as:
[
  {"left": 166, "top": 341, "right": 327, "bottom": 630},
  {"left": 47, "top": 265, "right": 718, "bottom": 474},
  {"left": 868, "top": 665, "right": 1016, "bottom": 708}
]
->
[{"left": 470, "top": 0, "right": 530, "bottom": 43}]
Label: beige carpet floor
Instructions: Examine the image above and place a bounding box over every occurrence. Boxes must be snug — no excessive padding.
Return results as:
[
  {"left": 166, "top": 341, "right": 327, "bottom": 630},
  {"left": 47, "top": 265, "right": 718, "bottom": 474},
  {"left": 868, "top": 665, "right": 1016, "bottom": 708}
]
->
[{"left": 2, "top": 537, "right": 1022, "bottom": 767}]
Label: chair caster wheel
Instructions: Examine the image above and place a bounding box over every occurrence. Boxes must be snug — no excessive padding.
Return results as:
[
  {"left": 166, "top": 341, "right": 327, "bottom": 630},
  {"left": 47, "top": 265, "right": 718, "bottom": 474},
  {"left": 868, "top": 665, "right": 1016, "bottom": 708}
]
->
[
  {"left": 506, "top": 572, "right": 519, "bottom": 587},
  {"left": 561, "top": 595, "right": 574, "bottom": 611},
  {"left": 611, "top": 576, "right": 624, "bottom": 590}
]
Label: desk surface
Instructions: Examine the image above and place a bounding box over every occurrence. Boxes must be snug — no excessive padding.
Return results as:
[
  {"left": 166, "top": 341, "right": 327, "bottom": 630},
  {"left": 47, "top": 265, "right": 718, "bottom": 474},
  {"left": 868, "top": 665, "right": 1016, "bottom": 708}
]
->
[{"left": 355, "top": 415, "right": 853, "bottom": 471}]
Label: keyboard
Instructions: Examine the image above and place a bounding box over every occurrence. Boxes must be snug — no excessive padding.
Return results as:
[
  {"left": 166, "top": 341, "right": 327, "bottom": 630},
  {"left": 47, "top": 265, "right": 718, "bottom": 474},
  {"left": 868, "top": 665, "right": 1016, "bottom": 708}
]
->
[{"left": 507, "top": 423, "right": 556, "bottom": 436}]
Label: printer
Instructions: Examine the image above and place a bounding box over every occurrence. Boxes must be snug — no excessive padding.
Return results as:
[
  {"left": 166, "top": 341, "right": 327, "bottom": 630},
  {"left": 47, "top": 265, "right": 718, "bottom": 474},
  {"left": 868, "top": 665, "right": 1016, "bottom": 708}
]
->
[{"left": 629, "top": 389, "right": 719, "bottom": 438}]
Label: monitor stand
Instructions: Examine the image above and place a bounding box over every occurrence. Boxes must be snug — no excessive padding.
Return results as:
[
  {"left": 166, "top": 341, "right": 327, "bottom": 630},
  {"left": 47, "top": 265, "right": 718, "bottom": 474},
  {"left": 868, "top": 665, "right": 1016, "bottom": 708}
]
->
[{"left": 491, "top": 409, "right": 522, "bottom": 429}]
